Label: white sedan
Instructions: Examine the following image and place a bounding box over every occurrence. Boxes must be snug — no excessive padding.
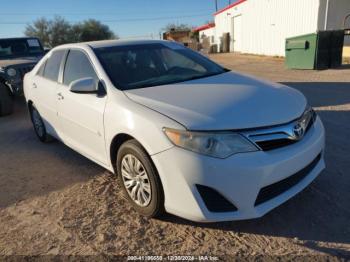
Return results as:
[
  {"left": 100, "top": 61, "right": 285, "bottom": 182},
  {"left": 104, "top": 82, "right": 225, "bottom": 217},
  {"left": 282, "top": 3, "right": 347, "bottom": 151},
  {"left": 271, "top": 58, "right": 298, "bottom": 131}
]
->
[{"left": 23, "top": 40, "right": 325, "bottom": 222}]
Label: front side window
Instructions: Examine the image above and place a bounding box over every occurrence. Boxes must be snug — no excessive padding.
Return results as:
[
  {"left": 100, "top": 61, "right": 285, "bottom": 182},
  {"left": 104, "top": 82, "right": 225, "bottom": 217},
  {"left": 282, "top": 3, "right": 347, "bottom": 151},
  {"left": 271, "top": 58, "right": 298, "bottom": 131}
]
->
[
  {"left": 43, "top": 50, "right": 65, "bottom": 82},
  {"left": 94, "top": 43, "right": 227, "bottom": 90},
  {"left": 63, "top": 50, "right": 98, "bottom": 86}
]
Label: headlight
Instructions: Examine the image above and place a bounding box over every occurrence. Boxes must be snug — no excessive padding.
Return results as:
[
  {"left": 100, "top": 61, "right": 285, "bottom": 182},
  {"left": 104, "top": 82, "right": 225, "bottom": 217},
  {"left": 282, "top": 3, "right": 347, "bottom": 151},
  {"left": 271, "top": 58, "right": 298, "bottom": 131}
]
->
[
  {"left": 163, "top": 128, "right": 259, "bottom": 158},
  {"left": 300, "top": 106, "right": 316, "bottom": 129},
  {"left": 0, "top": 67, "right": 4, "bottom": 73},
  {"left": 7, "top": 68, "right": 17, "bottom": 77}
]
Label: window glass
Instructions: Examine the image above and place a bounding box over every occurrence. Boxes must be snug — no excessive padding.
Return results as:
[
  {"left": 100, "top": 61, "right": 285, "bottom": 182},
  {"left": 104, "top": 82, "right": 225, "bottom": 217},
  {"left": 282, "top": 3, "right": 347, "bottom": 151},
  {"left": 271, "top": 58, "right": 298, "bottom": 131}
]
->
[
  {"left": 43, "top": 50, "right": 65, "bottom": 81},
  {"left": 160, "top": 48, "right": 206, "bottom": 73},
  {"left": 0, "top": 38, "right": 44, "bottom": 58},
  {"left": 63, "top": 50, "right": 98, "bottom": 86},
  {"left": 37, "top": 60, "right": 46, "bottom": 76},
  {"left": 94, "top": 43, "right": 226, "bottom": 90}
]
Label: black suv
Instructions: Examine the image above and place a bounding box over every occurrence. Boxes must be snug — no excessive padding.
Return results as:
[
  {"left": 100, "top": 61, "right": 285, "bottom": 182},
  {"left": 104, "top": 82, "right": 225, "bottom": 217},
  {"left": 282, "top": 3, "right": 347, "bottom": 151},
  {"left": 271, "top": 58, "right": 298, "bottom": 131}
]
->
[{"left": 0, "top": 37, "right": 45, "bottom": 116}]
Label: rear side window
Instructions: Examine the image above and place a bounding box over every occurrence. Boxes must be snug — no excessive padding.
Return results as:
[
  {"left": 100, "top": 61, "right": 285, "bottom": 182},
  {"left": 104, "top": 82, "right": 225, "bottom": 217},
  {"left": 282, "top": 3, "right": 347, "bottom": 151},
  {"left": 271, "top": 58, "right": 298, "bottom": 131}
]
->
[
  {"left": 63, "top": 50, "right": 98, "bottom": 86},
  {"left": 43, "top": 50, "right": 65, "bottom": 81},
  {"left": 37, "top": 60, "right": 46, "bottom": 76}
]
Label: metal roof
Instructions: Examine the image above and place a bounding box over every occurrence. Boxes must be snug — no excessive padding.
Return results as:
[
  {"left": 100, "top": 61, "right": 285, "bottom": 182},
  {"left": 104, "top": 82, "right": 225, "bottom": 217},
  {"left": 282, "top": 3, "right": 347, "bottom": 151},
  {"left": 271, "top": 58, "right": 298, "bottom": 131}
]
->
[
  {"left": 214, "top": 0, "right": 247, "bottom": 16},
  {"left": 193, "top": 23, "right": 216, "bottom": 32}
]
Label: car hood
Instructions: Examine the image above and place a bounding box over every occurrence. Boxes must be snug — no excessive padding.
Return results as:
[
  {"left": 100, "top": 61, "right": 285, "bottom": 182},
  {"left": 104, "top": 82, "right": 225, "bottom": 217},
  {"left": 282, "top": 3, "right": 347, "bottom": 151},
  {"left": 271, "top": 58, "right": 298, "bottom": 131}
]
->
[
  {"left": 124, "top": 72, "right": 307, "bottom": 130},
  {"left": 0, "top": 57, "right": 41, "bottom": 68}
]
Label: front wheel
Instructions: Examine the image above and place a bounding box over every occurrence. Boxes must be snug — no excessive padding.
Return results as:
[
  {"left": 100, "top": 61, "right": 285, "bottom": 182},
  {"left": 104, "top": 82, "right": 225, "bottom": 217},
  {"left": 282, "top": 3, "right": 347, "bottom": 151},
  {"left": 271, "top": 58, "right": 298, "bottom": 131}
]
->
[
  {"left": 116, "top": 139, "right": 164, "bottom": 218},
  {"left": 30, "top": 105, "right": 53, "bottom": 143}
]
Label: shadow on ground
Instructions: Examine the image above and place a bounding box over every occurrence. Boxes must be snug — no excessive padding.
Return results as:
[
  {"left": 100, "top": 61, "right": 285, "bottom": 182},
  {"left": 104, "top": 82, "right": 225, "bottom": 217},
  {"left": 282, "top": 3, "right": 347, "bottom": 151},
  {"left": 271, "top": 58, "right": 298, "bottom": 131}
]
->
[
  {"left": 0, "top": 98, "right": 105, "bottom": 208},
  {"left": 282, "top": 82, "right": 350, "bottom": 107}
]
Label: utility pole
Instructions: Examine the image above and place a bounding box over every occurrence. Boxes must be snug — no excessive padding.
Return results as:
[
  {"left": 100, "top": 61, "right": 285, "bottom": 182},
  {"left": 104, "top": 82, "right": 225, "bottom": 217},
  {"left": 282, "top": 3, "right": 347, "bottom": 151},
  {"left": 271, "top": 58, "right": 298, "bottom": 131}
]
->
[
  {"left": 229, "top": 0, "right": 231, "bottom": 4},
  {"left": 215, "top": 0, "right": 218, "bottom": 12},
  {"left": 324, "top": 0, "right": 329, "bottom": 30}
]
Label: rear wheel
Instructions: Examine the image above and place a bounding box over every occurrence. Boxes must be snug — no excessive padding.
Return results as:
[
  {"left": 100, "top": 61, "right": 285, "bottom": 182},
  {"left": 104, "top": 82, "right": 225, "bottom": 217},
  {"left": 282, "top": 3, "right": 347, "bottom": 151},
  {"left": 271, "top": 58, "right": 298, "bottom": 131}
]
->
[
  {"left": 30, "top": 105, "right": 53, "bottom": 143},
  {"left": 0, "top": 83, "right": 14, "bottom": 117},
  {"left": 116, "top": 139, "right": 164, "bottom": 218}
]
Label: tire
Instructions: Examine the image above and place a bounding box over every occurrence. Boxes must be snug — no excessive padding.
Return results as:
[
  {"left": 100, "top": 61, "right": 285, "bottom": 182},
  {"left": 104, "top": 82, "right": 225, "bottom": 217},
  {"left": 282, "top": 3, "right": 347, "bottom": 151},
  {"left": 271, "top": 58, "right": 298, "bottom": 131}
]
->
[
  {"left": 116, "top": 139, "right": 164, "bottom": 218},
  {"left": 0, "top": 82, "right": 14, "bottom": 117},
  {"left": 29, "top": 105, "right": 53, "bottom": 143}
]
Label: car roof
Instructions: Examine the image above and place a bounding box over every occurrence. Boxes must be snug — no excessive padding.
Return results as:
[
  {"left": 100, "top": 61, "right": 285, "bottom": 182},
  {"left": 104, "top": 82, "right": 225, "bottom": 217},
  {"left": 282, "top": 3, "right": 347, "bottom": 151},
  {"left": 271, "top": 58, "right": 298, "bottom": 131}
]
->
[{"left": 54, "top": 39, "right": 173, "bottom": 50}]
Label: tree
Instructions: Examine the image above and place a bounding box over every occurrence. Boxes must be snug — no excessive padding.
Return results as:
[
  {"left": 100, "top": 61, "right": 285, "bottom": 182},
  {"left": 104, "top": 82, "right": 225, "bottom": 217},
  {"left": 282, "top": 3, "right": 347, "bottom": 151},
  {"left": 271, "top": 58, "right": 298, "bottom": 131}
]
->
[
  {"left": 25, "top": 17, "right": 117, "bottom": 48},
  {"left": 24, "top": 18, "right": 51, "bottom": 47},
  {"left": 49, "top": 16, "right": 72, "bottom": 47},
  {"left": 162, "top": 23, "right": 192, "bottom": 32},
  {"left": 72, "top": 19, "right": 116, "bottom": 42}
]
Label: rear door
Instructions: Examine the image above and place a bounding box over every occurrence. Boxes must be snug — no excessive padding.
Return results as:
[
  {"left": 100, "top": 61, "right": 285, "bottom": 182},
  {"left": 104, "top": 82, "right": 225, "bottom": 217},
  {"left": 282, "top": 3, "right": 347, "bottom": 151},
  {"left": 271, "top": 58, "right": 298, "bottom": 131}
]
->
[
  {"left": 32, "top": 50, "right": 66, "bottom": 137},
  {"left": 56, "top": 49, "right": 108, "bottom": 165}
]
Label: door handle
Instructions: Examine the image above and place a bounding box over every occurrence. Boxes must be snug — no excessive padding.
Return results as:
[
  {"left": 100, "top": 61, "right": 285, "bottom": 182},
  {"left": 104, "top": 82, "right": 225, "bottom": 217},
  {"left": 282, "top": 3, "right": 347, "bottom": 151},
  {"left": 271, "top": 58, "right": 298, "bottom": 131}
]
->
[
  {"left": 57, "top": 92, "right": 64, "bottom": 100},
  {"left": 32, "top": 83, "right": 37, "bottom": 89}
]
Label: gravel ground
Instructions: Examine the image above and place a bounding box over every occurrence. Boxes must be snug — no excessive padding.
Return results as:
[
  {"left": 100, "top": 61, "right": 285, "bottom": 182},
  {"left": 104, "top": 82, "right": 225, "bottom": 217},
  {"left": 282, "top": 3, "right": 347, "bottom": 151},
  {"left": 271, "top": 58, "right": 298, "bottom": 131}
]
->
[{"left": 0, "top": 53, "right": 349, "bottom": 260}]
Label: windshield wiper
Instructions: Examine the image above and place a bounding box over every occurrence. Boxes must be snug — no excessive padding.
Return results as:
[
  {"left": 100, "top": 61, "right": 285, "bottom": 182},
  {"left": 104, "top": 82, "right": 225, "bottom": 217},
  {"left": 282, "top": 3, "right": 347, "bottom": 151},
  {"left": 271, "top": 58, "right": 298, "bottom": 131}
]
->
[
  {"left": 182, "top": 71, "right": 226, "bottom": 82},
  {"left": 124, "top": 70, "right": 228, "bottom": 90}
]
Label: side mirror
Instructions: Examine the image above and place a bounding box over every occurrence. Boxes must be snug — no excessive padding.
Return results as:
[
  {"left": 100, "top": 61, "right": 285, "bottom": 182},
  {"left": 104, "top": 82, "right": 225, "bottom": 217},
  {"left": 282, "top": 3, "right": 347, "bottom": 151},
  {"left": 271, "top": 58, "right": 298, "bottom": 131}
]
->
[{"left": 69, "top": 77, "right": 97, "bottom": 94}]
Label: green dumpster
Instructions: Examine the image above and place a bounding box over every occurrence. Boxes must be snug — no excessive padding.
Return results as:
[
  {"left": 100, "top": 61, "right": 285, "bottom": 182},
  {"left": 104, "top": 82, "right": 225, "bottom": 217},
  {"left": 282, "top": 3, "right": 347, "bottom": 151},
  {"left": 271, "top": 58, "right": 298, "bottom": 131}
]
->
[
  {"left": 285, "top": 33, "right": 326, "bottom": 69},
  {"left": 285, "top": 30, "right": 344, "bottom": 70}
]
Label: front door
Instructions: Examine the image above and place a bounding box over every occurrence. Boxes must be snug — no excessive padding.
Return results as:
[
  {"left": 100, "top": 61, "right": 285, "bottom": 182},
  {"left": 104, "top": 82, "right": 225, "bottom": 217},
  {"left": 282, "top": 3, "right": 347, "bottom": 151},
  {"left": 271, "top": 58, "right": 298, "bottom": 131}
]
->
[{"left": 57, "top": 49, "right": 108, "bottom": 165}]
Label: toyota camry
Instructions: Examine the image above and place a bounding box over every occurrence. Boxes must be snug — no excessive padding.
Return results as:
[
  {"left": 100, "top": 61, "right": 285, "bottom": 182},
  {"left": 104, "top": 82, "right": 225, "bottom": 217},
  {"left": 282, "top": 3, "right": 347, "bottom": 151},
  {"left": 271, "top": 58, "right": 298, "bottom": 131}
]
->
[{"left": 23, "top": 40, "right": 325, "bottom": 222}]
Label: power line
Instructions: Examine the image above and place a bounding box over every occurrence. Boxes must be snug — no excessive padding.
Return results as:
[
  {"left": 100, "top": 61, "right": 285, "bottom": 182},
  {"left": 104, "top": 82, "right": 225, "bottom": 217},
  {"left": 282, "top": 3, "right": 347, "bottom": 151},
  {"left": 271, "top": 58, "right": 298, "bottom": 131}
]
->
[
  {"left": 0, "top": 9, "right": 213, "bottom": 16},
  {"left": 0, "top": 13, "right": 212, "bottom": 25}
]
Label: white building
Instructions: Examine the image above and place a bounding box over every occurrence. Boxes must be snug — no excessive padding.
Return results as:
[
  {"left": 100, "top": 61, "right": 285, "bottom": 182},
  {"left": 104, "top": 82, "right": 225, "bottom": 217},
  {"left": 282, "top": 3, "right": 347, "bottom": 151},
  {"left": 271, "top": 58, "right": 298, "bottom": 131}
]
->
[
  {"left": 196, "top": 23, "right": 216, "bottom": 46},
  {"left": 196, "top": 0, "right": 350, "bottom": 56}
]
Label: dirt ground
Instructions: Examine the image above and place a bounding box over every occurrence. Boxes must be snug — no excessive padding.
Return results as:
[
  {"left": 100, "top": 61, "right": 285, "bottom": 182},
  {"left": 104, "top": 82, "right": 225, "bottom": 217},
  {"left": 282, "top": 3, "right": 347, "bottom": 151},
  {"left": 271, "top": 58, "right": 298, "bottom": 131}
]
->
[{"left": 0, "top": 53, "right": 349, "bottom": 260}]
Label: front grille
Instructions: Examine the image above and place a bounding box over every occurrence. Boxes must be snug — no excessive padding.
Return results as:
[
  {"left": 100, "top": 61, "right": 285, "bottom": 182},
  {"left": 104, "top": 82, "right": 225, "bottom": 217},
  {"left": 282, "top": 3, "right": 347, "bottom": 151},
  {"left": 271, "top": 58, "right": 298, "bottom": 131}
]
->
[
  {"left": 254, "top": 153, "right": 322, "bottom": 206},
  {"left": 244, "top": 110, "right": 316, "bottom": 151},
  {"left": 256, "top": 139, "right": 297, "bottom": 151},
  {"left": 17, "top": 66, "right": 34, "bottom": 79},
  {"left": 196, "top": 185, "right": 238, "bottom": 212}
]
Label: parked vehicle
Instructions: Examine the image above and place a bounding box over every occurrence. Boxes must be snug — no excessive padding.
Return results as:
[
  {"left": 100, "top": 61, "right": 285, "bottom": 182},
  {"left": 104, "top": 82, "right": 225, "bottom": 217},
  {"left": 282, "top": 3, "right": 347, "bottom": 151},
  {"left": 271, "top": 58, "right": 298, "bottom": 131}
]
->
[
  {"left": 0, "top": 37, "right": 45, "bottom": 116},
  {"left": 23, "top": 40, "right": 325, "bottom": 222}
]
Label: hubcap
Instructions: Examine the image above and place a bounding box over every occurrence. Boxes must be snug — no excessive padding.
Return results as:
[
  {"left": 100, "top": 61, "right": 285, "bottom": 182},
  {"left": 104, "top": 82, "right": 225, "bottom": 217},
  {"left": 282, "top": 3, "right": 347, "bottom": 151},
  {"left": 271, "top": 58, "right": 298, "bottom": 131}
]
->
[
  {"left": 121, "top": 154, "right": 152, "bottom": 207},
  {"left": 32, "top": 109, "right": 44, "bottom": 137}
]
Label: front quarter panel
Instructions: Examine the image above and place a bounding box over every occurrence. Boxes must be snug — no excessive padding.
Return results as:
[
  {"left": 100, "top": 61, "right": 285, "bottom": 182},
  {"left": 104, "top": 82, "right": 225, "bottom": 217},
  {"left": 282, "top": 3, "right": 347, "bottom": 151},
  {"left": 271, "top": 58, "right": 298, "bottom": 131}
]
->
[{"left": 104, "top": 88, "right": 185, "bottom": 167}]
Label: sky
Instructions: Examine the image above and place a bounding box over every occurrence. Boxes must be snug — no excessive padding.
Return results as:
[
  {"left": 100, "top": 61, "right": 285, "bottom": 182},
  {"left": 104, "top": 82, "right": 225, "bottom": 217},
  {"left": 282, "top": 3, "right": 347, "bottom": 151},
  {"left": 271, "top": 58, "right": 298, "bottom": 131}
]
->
[{"left": 0, "top": 0, "right": 234, "bottom": 39}]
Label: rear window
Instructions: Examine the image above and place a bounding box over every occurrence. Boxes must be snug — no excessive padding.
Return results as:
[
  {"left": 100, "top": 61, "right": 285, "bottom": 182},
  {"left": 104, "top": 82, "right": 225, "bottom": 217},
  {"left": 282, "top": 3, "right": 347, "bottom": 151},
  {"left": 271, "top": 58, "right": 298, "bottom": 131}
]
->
[{"left": 43, "top": 50, "right": 65, "bottom": 82}]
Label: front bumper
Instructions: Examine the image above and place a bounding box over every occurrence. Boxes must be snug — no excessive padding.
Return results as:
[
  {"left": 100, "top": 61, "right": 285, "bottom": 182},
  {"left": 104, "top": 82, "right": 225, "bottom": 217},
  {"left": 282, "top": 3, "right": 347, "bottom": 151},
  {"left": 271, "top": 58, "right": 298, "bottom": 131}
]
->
[{"left": 151, "top": 116, "right": 325, "bottom": 222}]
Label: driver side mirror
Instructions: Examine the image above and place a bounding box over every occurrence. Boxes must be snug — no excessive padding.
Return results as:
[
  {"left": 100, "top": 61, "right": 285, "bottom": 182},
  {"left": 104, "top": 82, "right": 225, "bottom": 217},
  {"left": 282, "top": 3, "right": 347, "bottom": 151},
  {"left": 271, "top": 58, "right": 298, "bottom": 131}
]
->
[{"left": 69, "top": 77, "right": 97, "bottom": 94}]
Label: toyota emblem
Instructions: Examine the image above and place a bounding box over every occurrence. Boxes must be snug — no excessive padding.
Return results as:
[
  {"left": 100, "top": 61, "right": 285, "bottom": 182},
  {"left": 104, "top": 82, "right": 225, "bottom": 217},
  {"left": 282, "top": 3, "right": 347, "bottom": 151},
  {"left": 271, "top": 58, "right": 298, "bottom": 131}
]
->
[{"left": 293, "top": 123, "right": 305, "bottom": 139}]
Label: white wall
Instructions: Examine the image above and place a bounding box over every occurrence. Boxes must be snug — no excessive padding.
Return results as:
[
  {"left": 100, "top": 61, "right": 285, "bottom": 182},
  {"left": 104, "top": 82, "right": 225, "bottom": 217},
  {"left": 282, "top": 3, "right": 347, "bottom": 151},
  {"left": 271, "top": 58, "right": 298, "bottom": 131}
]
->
[
  {"left": 241, "top": 0, "right": 320, "bottom": 56},
  {"left": 214, "top": 2, "right": 247, "bottom": 52},
  {"left": 213, "top": 0, "right": 321, "bottom": 56},
  {"left": 199, "top": 27, "right": 215, "bottom": 44},
  {"left": 212, "top": 0, "right": 350, "bottom": 56}
]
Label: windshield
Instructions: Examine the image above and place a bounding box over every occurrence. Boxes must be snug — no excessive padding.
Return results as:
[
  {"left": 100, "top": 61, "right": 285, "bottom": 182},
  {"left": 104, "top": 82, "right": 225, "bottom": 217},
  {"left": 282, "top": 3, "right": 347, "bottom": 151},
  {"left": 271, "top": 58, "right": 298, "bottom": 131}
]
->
[
  {"left": 94, "top": 43, "right": 227, "bottom": 90},
  {"left": 0, "top": 38, "right": 44, "bottom": 59}
]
